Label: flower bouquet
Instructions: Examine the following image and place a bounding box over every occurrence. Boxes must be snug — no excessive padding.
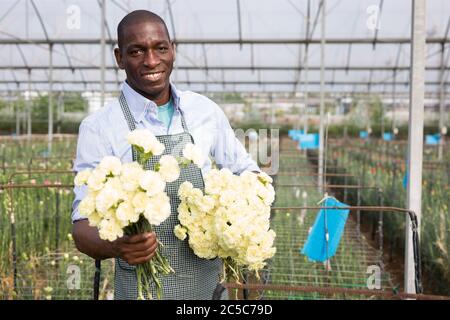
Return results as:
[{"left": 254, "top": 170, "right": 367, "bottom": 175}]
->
[
  {"left": 74, "top": 129, "right": 183, "bottom": 300},
  {"left": 174, "top": 168, "right": 276, "bottom": 290}
]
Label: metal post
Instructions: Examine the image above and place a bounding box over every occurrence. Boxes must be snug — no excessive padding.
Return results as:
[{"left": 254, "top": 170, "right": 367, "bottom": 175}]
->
[
  {"left": 48, "top": 44, "right": 53, "bottom": 154},
  {"left": 100, "top": 0, "right": 106, "bottom": 108},
  {"left": 270, "top": 93, "right": 274, "bottom": 124},
  {"left": 302, "top": 54, "right": 309, "bottom": 135},
  {"left": 438, "top": 43, "right": 445, "bottom": 160},
  {"left": 405, "top": 0, "right": 425, "bottom": 294},
  {"left": 55, "top": 190, "right": 60, "bottom": 251},
  {"left": 304, "top": 0, "right": 310, "bottom": 135},
  {"left": 57, "top": 92, "right": 62, "bottom": 134},
  {"left": 392, "top": 69, "right": 397, "bottom": 138},
  {"left": 318, "top": 0, "right": 326, "bottom": 193},
  {"left": 15, "top": 92, "right": 20, "bottom": 136},
  {"left": 27, "top": 69, "right": 31, "bottom": 137}
]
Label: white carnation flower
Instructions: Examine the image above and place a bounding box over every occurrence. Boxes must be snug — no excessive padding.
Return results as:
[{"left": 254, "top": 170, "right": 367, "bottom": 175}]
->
[
  {"left": 74, "top": 169, "right": 92, "bottom": 186},
  {"left": 158, "top": 155, "right": 180, "bottom": 182},
  {"left": 87, "top": 168, "right": 108, "bottom": 191},
  {"left": 258, "top": 171, "right": 273, "bottom": 185},
  {"left": 120, "top": 162, "right": 144, "bottom": 192},
  {"left": 197, "top": 195, "right": 216, "bottom": 213},
  {"left": 87, "top": 211, "right": 102, "bottom": 227},
  {"left": 98, "top": 156, "right": 122, "bottom": 176},
  {"left": 98, "top": 218, "right": 124, "bottom": 242},
  {"left": 127, "top": 129, "right": 165, "bottom": 156},
  {"left": 204, "top": 170, "right": 223, "bottom": 195},
  {"left": 116, "top": 201, "right": 139, "bottom": 224},
  {"left": 95, "top": 178, "right": 125, "bottom": 213},
  {"left": 144, "top": 193, "right": 171, "bottom": 226},
  {"left": 174, "top": 224, "right": 188, "bottom": 241},
  {"left": 178, "top": 181, "right": 194, "bottom": 199},
  {"left": 132, "top": 191, "right": 151, "bottom": 213},
  {"left": 219, "top": 190, "right": 238, "bottom": 207},
  {"left": 139, "top": 170, "right": 166, "bottom": 196},
  {"left": 78, "top": 194, "right": 96, "bottom": 217},
  {"left": 182, "top": 143, "right": 204, "bottom": 167}
]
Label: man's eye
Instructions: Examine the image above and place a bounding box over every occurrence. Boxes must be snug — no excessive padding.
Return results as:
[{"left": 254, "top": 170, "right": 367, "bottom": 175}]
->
[
  {"left": 130, "top": 49, "right": 144, "bottom": 55},
  {"left": 158, "top": 47, "right": 168, "bottom": 53}
]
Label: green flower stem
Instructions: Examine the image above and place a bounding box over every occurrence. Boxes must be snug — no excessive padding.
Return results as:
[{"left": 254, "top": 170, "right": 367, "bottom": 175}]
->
[{"left": 124, "top": 216, "right": 174, "bottom": 299}]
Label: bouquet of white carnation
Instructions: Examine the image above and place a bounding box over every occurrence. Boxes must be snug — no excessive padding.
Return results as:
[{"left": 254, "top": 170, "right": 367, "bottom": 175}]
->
[
  {"left": 74, "top": 129, "right": 183, "bottom": 300},
  {"left": 174, "top": 168, "right": 276, "bottom": 288}
]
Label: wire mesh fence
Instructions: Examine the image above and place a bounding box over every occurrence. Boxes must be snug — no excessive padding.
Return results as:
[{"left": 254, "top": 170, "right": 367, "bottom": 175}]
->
[
  {"left": 0, "top": 170, "right": 114, "bottom": 300},
  {"left": 1, "top": 135, "right": 449, "bottom": 300},
  {"left": 220, "top": 137, "right": 446, "bottom": 300}
]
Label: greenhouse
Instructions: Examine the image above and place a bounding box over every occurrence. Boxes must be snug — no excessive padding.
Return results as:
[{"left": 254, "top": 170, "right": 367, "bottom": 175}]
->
[{"left": 0, "top": 0, "right": 449, "bottom": 301}]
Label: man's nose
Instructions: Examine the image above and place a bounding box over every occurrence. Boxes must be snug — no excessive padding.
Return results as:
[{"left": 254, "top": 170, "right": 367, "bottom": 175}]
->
[{"left": 143, "top": 49, "right": 160, "bottom": 68}]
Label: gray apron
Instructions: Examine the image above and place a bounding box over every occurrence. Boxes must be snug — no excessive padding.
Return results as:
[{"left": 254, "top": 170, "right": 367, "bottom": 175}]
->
[{"left": 115, "top": 92, "right": 223, "bottom": 300}]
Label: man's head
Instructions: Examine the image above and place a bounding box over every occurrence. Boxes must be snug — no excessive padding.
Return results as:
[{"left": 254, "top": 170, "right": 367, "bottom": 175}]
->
[{"left": 114, "top": 10, "right": 175, "bottom": 105}]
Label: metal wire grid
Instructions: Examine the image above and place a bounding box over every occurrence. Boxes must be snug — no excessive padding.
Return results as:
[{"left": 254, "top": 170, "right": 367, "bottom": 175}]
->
[{"left": 249, "top": 139, "right": 397, "bottom": 300}]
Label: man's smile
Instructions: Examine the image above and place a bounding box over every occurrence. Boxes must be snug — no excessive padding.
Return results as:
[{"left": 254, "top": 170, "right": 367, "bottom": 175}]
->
[{"left": 141, "top": 71, "right": 165, "bottom": 82}]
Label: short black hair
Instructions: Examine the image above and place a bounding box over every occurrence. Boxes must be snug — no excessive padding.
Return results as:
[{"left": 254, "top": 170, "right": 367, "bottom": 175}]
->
[{"left": 117, "top": 10, "right": 171, "bottom": 49}]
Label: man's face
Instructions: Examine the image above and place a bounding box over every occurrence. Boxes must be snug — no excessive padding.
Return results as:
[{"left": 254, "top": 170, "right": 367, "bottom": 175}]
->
[{"left": 114, "top": 20, "right": 175, "bottom": 104}]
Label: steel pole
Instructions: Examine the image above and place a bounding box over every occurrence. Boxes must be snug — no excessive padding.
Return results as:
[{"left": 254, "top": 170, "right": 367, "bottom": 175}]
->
[
  {"left": 405, "top": 0, "right": 425, "bottom": 294},
  {"left": 48, "top": 44, "right": 53, "bottom": 154},
  {"left": 318, "top": 0, "right": 326, "bottom": 193},
  {"left": 100, "top": 0, "right": 106, "bottom": 108}
]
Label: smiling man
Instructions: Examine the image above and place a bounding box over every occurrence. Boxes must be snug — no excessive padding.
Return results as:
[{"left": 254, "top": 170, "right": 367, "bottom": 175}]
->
[{"left": 71, "top": 10, "right": 260, "bottom": 300}]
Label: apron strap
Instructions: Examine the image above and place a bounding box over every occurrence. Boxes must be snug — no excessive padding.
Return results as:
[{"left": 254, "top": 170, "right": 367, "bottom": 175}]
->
[
  {"left": 119, "top": 92, "right": 139, "bottom": 162},
  {"left": 119, "top": 91, "right": 191, "bottom": 136}
]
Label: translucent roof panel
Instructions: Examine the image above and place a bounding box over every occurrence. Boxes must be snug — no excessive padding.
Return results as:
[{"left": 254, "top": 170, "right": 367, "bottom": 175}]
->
[{"left": 0, "top": 0, "right": 449, "bottom": 93}]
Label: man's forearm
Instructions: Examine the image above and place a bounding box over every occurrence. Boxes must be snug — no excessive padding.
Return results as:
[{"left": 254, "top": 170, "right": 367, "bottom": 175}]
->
[{"left": 72, "top": 219, "right": 116, "bottom": 260}]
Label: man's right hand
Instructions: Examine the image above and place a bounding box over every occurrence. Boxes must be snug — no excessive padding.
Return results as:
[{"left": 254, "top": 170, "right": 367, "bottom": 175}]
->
[{"left": 111, "top": 232, "right": 158, "bottom": 265}]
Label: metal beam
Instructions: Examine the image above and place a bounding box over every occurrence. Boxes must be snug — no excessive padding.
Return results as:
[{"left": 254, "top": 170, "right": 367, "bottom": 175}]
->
[
  {"left": 1, "top": 65, "right": 449, "bottom": 71},
  {"left": 236, "top": 0, "right": 243, "bottom": 49},
  {"left": 2, "top": 37, "right": 450, "bottom": 45},
  {"left": 166, "top": 0, "right": 177, "bottom": 41},
  {"left": 372, "top": 0, "right": 384, "bottom": 50},
  {"left": 0, "top": 0, "right": 20, "bottom": 24},
  {"left": 30, "top": 0, "right": 49, "bottom": 41},
  {"left": 1, "top": 80, "right": 450, "bottom": 86}
]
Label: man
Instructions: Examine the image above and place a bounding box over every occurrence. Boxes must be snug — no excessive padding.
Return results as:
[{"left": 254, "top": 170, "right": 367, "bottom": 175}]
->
[{"left": 72, "top": 10, "right": 260, "bottom": 300}]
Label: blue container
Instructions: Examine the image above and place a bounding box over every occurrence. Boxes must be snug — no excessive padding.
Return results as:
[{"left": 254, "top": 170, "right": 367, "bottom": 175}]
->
[
  {"left": 298, "top": 133, "right": 319, "bottom": 149},
  {"left": 301, "top": 197, "right": 350, "bottom": 262},
  {"left": 360, "top": 131, "right": 369, "bottom": 139},
  {"left": 383, "top": 133, "right": 393, "bottom": 141},
  {"left": 425, "top": 134, "right": 440, "bottom": 145}
]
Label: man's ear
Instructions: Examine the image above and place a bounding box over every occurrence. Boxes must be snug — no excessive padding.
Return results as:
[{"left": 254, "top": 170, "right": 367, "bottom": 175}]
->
[
  {"left": 114, "top": 47, "right": 125, "bottom": 69},
  {"left": 171, "top": 42, "right": 176, "bottom": 62}
]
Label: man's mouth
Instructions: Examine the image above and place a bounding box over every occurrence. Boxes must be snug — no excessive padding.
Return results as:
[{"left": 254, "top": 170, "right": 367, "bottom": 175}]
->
[{"left": 142, "top": 71, "right": 164, "bottom": 82}]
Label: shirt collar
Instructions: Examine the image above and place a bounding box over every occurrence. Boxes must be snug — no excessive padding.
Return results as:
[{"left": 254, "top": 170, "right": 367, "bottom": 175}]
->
[{"left": 121, "top": 81, "right": 182, "bottom": 123}]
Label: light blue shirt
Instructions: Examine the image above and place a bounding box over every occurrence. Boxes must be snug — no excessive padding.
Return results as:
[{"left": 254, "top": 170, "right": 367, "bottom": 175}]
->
[
  {"left": 71, "top": 81, "right": 260, "bottom": 222},
  {"left": 157, "top": 99, "right": 174, "bottom": 132}
]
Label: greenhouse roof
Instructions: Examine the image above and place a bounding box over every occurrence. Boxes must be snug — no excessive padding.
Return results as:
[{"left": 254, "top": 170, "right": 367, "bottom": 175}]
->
[{"left": 0, "top": 0, "right": 450, "bottom": 94}]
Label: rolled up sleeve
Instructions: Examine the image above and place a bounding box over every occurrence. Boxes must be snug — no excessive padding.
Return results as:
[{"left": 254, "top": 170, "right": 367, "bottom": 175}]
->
[
  {"left": 211, "top": 107, "right": 260, "bottom": 175},
  {"left": 72, "top": 119, "right": 112, "bottom": 223}
]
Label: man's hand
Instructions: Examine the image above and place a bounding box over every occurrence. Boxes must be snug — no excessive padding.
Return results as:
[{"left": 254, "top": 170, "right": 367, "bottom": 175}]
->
[{"left": 112, "top": 232, "right": 158, "bottom": 265}]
